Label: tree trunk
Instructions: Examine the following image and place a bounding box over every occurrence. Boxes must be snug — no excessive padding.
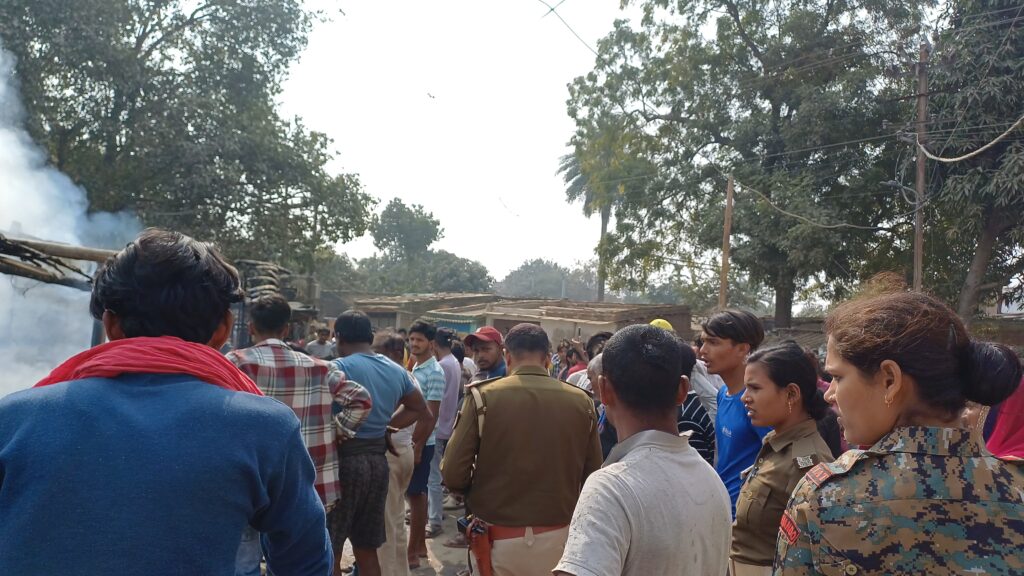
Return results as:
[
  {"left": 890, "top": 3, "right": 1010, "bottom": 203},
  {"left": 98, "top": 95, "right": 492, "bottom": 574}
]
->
[
  {"left": 773, "top": 268, "right": 796, "bottom": 329},
  {"left": 957, "top": 210, "right": 1009, "bottom": 327},
  {"left": 597, "top": 204, "right": 610, "bottom": 302}
]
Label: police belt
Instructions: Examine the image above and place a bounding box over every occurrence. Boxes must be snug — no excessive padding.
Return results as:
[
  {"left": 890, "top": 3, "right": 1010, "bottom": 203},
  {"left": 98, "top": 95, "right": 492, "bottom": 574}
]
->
[{"left": 487, "top": 523, "right": 567, "bottom": 541}]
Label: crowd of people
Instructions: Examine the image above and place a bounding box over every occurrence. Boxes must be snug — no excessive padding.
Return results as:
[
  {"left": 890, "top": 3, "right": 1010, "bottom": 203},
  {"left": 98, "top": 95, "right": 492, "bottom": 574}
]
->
[{"left": 0, "top": 228, "right": 1022, "bottom": 576}]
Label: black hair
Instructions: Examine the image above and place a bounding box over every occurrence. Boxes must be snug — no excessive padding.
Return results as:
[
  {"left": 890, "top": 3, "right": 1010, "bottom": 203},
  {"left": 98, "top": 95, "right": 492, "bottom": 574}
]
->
[
  {"left": 250, "top": 294, "right": 291, "bottom": 334},
  {"left": 437, "top": 328, "right": 458, "bottom": 349},
  {"left": 828, "top": 291, "right": 1023, "bottom": 413},
  {"left": 567, "top": 347, "right": 582, "bottom": 362},
  {"left": 451, "top": 340, "right": 466, "bottom": 364},
  {"left": 702, "top": 309, "right": 765, "bottom": 350},
  {"left": 335, "top": 310, "right": 374, "bottom": 345},
  {"left": 372, "top": 331, "right": 406, "bottom": 356},
  {"left": 316, "top": 327, "right": 330, "bottom": 335},
  {"left": 586, "top": 332, "right": 613, "bottom": 359},
  {"left": 680, "top": 339, "right": 697, "bottom": 378},
  {"left": 747, "top": 342, "right": 830, "bottom": 420},
  {"left": 602, "top": 324, "right": 683, "bottom": 415},
  {"left": 409, "top": 319, "right": 437, "bottom": 341},
  {"left": 397, "top": 328, "right": 408, "bottom": 335},
  {"left": 90, "top": 228, "right": 243, "bottom": 344},
  {"left": 505, "top": 323, "right": 550, "bottom": 355}
]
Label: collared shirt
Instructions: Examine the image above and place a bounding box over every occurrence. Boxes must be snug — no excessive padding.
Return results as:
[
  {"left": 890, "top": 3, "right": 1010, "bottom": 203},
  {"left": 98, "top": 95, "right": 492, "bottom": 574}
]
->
[
  {"left": 773, "top": 426, "right": 1024, "bottom": 575},
  {"left": 436, "top": 353, "right": 462, "bottom": 441},
  {"left": 731, "top": 419, "right": 833, "bottom": 565},
  {"left": 555, "top": 430, "right": 731, "bottom": 576},
  {"left": 227, "top": 339, "right": 372, "bottom": 509},
  {"left": 412, "top": 356, "right": 446, "bottom": 446},
  {"left": 442, "top": 365, "right": 602, "bottom": 526}
]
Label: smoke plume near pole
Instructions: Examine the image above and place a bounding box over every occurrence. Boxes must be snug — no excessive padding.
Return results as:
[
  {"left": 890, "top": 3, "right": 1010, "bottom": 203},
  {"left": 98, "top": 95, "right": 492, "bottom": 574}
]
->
[{"left": 0, "top": 43, "right": 139, "bottom": 396}]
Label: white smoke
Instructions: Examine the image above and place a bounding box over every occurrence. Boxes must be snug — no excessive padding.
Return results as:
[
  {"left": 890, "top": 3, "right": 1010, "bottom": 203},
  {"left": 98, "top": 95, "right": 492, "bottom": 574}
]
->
[{"left": 0, "top": 44, "right": 140, "bottom": 396}]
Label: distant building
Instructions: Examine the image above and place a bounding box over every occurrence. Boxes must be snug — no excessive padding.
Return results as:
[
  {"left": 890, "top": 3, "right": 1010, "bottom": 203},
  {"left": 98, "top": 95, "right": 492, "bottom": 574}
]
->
[
  {"left": 421, "top": 299, "right": 692, "bottom": 342},
  {"left": 351, "top": 293, "right": 501, "bottom": 331}
]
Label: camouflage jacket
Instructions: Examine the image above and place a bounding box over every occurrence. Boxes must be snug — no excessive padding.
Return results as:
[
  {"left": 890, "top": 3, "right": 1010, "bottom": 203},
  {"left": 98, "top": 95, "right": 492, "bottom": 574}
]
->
[{"left": 772, "top": 426, "right": 1024, "bottom": 576}]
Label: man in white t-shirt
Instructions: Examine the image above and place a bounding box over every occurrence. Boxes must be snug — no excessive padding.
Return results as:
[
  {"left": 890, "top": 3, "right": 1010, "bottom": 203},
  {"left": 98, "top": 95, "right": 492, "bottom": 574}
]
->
[{"left": 554, "top": 324, "right": 730, "bottom": 576}]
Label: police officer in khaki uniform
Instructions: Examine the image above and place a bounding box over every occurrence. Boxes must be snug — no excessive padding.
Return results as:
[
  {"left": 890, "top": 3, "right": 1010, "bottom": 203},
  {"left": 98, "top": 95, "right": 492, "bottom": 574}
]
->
[
  {"left": 442, "top": 323, "right": 602, "bottom": 576},
  {"left": 730, "top": 343, "right": 834, "bottom": 576}
]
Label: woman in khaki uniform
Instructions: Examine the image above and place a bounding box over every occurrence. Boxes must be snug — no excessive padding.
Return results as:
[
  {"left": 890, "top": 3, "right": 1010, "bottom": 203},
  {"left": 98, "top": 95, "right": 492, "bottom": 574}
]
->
[{"left": 730, "top": 342, "right": 834, "bottom": 576}]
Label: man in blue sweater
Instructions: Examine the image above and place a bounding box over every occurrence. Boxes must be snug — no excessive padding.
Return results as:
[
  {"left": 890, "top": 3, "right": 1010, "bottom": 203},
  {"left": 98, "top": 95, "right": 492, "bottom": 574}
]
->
[{"left": 0, "top": 229, "right": 332, "bottom": 575}]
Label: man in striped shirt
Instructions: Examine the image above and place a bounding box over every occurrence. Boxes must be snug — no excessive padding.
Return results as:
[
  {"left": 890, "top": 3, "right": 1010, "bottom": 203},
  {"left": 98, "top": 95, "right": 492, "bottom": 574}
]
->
[{"left": 228, "top": 295, "right": 373, "bottom": 576}]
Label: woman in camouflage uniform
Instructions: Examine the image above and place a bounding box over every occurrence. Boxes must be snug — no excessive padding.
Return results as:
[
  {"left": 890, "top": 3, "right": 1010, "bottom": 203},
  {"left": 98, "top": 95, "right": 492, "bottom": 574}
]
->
[{"left": 773, "top": 291, "right": 1024, "bottom": 576}]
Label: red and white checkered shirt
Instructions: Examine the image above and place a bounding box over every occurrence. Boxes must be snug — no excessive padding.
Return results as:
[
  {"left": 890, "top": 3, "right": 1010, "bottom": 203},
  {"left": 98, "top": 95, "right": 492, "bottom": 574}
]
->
[{"left": 227, "top": 339, "right": 372, "bottom": 510}]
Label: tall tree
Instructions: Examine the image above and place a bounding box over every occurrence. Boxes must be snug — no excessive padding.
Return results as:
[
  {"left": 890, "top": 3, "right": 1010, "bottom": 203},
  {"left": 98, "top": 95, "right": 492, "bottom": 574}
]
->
[
  {"left": 922, "top": 0, "right": 1024, "bottom": 322},
  {"left": 567, "top": 0, "right": 926, "bottom": 326},
  {"left": 558, "top": 116, "right": 653, "bottom": 302},
  {"left": 0, "top": 0, "right": 372, "bottom": 267},
  {"left": 370, "top": 198, "right": 443, "bottom": 258},
  {"left": 359, "top": 198, "right": 492, "bottom": 294},
  {"left": 497, "top": 258, "right": 600, "bottom": 301}
]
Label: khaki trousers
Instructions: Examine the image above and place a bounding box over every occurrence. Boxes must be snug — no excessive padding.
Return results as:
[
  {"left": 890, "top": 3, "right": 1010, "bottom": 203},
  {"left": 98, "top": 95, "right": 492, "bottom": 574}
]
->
[
  {"left": 729, "top": 559, "right": 773, "bottom": 576},
  {"left": 490, "top": 526, "right": 569, "bottom": 576},
  {"left": 378, "top": 443, "right": 414, "bottom": 576}
]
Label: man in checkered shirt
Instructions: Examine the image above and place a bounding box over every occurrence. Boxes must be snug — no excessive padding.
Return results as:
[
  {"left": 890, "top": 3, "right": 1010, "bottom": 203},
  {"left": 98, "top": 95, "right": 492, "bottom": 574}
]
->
[{"left": 228, "top": 294, "right": 372, "bottom": 576}]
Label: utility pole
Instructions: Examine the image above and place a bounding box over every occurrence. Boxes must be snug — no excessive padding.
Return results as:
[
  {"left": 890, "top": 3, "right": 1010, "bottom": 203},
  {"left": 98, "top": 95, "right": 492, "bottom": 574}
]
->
[
  {"left": 718, "top": 175, "right": 734, "bottom": 309},
  {"left": 913, "top": 40, "right": 929, "bottom": 291}
]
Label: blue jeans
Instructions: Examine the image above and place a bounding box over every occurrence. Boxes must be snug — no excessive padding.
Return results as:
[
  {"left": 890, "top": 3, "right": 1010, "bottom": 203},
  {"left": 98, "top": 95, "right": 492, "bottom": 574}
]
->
[
  {"left": 427, "top": 439, "right": 447, "bottom": 529},
  {"left": 235, "top": 526, "right": 262, "bottom": 576}
]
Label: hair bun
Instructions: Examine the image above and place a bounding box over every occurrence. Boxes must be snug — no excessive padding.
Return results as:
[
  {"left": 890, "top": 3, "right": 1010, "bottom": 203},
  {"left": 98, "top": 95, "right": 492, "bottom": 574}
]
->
[{"left": 961, "top": 341, "right": 1023, "bottom": 406}]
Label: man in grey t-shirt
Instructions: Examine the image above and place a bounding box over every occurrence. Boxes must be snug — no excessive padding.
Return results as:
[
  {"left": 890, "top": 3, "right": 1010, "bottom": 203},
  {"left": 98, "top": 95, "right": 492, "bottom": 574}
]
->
[{"left": 555, "top": 324, "right": 730, "bottom": 576}]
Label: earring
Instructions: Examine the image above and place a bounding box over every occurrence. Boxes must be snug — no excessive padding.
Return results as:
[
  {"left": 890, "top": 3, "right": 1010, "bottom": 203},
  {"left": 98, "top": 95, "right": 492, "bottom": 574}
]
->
[
  {"left": 788, "top": 401, "right": 793, "bottom": 414},
  {"left": 885, "top": 397, "right": 893, "bottom": 407}
]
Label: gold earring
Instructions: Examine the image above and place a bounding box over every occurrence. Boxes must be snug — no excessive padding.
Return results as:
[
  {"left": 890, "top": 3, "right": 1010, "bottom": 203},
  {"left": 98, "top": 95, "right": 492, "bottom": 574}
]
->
[
  {"left": 885, "top": 397, "right": 893, "bottom": 407},
  {"left": 788, "top": 401, "right": 793, "bottom": 414}
]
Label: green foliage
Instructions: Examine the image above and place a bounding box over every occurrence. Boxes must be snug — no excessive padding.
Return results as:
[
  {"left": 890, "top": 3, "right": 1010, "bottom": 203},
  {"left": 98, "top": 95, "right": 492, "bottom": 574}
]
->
[
  {"left": 497, "top": 259, "right": 600, "bottom": 300},
  {"left": 356, "top": 199, "right": 491, "bottom": 294},
  {"left": 567, "top": 0, "right": 928, "bottom": 325},
  {"left": 370, "top": 198, "right": 443, "bottom": 258},
  {"left": 0, "top": 0, "right": 373, "bottom": 267},
  {"left": 923, "top": 0, "right": 1024, "bottom": 316},
  {"left": 358, "top": 252, "right": 493, "bottom": 294},
  {"left": 313, "top": 247, "right": 365, "bottom": 292}
]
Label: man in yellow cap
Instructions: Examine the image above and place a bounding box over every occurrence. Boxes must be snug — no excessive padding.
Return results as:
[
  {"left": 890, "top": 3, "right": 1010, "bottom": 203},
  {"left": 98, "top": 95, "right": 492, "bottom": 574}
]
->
[{"left": 650, "top": 318, "right": 674, "bottom": 331}]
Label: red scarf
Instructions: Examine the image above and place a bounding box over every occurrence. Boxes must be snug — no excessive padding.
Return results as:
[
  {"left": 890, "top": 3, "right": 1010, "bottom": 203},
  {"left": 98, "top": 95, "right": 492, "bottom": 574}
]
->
[
  {"left": 987, "top": 378, "right": 1024, "bottom": 460},
  {"left": 36, "top": 336, "right": 263, "bottom": 395}
]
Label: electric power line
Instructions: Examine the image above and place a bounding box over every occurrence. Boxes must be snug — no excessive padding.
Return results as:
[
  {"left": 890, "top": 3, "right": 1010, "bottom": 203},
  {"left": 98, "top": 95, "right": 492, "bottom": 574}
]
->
[
  {"left": 917, "top": 111, "right": 1024, "bottom": 162},
  {"left": 534, "top": 0, "right": 598, "bottom": 56}
]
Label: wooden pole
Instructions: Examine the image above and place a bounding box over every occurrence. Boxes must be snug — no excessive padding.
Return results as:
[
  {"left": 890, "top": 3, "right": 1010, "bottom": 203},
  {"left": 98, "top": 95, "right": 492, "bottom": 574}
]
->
[
  {"left": 718, "top": 175, "right": 734, "bottom": 309},
  {"left": 6, "top": 237, "right": 116, "bottom": 263},
  {"left": 914, "top": 41, "right": 929, "bottom": 291},
  {"left": 0, "top": 258, "right": 91, "bottom": 291}
]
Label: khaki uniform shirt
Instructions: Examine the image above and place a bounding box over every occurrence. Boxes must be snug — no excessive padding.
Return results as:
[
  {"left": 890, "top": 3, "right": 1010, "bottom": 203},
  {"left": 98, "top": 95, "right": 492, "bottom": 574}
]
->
[
  {"left": 441, "top": 365, "right": 602, "bottom": 526},
  {"left": 732, "top": 419, "right": 834, "bottom": 566},
  {"left": 773, "top": 426, "right": 1024, "bottom": 575}
]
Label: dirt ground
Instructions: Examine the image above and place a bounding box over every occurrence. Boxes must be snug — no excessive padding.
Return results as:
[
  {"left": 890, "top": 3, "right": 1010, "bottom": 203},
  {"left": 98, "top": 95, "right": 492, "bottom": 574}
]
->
[{"left": 340, "top": 513, "right": 471, "bottom": 575}]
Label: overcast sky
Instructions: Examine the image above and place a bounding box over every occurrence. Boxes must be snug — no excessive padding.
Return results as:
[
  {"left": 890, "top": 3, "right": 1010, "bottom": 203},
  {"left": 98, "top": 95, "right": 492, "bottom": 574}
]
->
[{"left": 279, "top": 1, "right": 628, "bottom": 279}]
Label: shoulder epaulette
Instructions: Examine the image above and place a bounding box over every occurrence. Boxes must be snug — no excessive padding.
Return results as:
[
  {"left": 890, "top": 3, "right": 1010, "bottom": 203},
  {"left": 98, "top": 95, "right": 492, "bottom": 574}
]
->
[
  {"left": 792, "top": 436, "right": 824, "bottom": 470},
  {"left": 805, "top": 449, "right": 866, "bottom": 489}
]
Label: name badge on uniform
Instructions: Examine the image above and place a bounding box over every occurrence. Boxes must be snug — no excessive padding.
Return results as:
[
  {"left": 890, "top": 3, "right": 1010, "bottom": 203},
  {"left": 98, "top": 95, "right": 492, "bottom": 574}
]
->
[
  {"left": 796, "top": 455, "right": 816, "bottom": 469},
  {"left": 780, "top": 511, "right": 801, "bottom": 545}
]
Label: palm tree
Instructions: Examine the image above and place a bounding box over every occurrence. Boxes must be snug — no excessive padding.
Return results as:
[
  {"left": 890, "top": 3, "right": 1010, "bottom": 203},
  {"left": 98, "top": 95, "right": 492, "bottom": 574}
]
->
[{"left": 558, "top": 151, "right": 613, "bottom": 302}]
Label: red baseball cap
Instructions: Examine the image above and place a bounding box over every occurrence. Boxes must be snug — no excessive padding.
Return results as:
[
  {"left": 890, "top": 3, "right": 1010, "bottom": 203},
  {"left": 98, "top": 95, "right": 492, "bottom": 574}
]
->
[{"left": 464, "top": 326, "right": 503, "bottom": 347}]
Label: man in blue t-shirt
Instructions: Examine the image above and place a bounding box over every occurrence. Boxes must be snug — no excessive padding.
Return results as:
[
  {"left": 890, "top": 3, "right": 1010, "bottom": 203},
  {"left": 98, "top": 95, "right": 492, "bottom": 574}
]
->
[
  {"left": 333, "top": 310, "right": 429, "bottom": 576},
  {"left": 700, "top": 309, "right": 771, "bottom": 517}
]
